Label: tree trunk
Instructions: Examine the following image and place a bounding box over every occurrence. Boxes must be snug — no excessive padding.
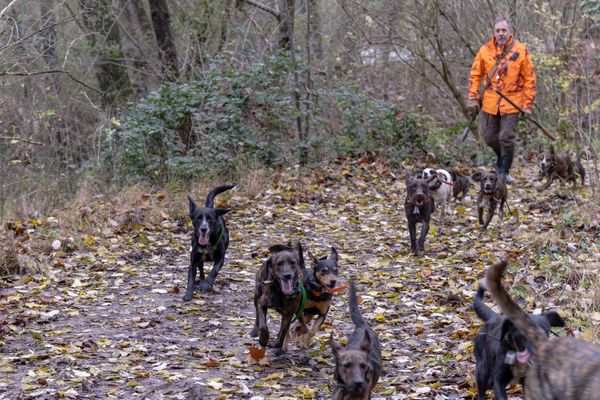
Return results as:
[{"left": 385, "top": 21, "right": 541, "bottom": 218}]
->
[
  {"left": 277, "top": 0, "right": 295, "bottom": 51},
  {"left": 79, "top": 0, "right": 133, "bottom": 107},
  {"left": 148, "top": 0, "right": 179, "bottom": 81},
  {"left": 217, "top": 0, "right": 234, "bottom": 52},
  {"left": 308, "top": 0, "right": 322, "bottom": 60},
  {"left": 39, "top": 1, "right": 58, "bottom": 67},
  {"left": 120, "top": 0, "right": 156, "bottom": 97}
]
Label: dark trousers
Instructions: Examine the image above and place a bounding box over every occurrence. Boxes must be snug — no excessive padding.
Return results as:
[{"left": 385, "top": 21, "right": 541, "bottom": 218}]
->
[{"left": 481, "top": 112, "right": 519, "bottom": 171}]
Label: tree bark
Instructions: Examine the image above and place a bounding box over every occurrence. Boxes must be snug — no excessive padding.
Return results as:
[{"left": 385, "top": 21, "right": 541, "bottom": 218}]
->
[
  {"left": 308, "top": 0, "right": 322, "bottom": 60},
  {"left": 79, "top": 0, "right": 133, "bottom": 107},
  {"left": 148, "top": 0, "right": 179, "bottom": 80},
  {"left": 120, "top": 0, "right": 156, "bottom": 97},
  {"left": 39, "top": 1, "right": 58, "bottom": 67}
]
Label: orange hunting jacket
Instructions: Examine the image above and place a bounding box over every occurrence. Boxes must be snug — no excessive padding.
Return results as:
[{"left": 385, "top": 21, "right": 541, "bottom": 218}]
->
[{"left": 468, "top": 37, "right": 536, "bottom": 115}]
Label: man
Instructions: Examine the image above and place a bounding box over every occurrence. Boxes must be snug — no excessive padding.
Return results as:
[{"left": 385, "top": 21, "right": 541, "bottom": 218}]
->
[{"left": 467, "top": 16, "right": 536, "bottom": 183}]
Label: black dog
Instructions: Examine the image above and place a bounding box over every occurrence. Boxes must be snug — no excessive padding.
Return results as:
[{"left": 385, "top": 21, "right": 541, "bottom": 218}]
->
[
  {"left": 472, "top": 171, "right": 507, "bottom": 232},
  {"left": 184, "top": 184, "right": 234, "bottom": 301},
  {"left": 251, "top": 242, "right": 305, "bottom": 355},
  {"left": 405, "top": 176, "right": 435, "bottom": 254},
  {"left": 473, "top": 287, "right": 565, "bottom": 400},
  {"left": 331, "top": 282, "right": 382, "bottom": 400}
]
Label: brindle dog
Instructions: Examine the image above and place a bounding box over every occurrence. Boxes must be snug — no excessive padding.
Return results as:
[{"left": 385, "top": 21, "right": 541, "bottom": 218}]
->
[
  {"left": 251, "top": 242, "right": 305, "bottom": 355},
  {"left": 294, "top": 247, "right": 340, "bottom": 341},
  {"left": 331, "top": 282, "right": 382, "bottom": 400},
  {"left": 486, "top": 261, "right": 600, "bottom": 400},
  {"left": 537, "top": 145, "right": 585, "bottom": 191},
  {"left": 449, "top": 169, "right": 471, "bottom": 202},
  {"left": 472, "top": 171, "right": 507, "bottom": 232}
]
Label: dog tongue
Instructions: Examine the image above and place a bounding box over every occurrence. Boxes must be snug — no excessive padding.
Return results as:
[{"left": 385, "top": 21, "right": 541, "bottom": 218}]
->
[
  {"left": 198, "top": 234, "right": 209, "bottom": 246},
  {"left": 281, "top": 280, "right": 293, "bottom": 295},
  {"left": 517, "top": 349, "right": 531, "bottom": 364}
]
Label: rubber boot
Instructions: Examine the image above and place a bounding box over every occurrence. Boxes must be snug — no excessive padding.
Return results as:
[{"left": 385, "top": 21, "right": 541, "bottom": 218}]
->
[{"left": 500, "top": 153, "right": 514, "bottom": 184}]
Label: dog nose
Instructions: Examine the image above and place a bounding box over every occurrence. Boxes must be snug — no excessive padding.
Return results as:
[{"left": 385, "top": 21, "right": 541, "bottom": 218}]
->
[
  {"left": 329, "top": 280, "right": 337, "bottom": 288},
  {"left": 354, "top": 380, "right": 364, "bottom": 390},
  {"left": 283, "top": 274, "right": 293, "bottom": 281},
  {"left": 200, "top": 226, "right": 208, "bottom": 233}
]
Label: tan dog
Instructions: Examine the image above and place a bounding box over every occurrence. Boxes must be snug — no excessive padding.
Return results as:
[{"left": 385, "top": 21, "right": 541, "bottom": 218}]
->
[
  {"left": 537, "top": 145, "right": 585, "bottom": 191},
  {"left": 330, "top": 282, "right": 382, "bottom": 400},
  {"left": 486, "top": 260, "right": 600, "bottom": 399}
]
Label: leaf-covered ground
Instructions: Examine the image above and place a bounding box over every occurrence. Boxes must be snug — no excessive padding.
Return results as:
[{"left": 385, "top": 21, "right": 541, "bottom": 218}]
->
[{"left": 1, "top": 156, "right": 599, "bottom": 399}]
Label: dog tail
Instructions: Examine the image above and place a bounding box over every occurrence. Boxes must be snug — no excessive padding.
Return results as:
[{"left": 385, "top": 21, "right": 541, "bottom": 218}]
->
[
  {"left": 348, "top": 282, "right": 366, "bottom": 328},
  {"left": 205, "top": 185, "right": 235, "bottom": 208},
  {"left": 575, "top": 153, "right": 585, "bottom": 185},
  {"left": 485, "top": 261, "right": 547, "bottom": 349},
  {"left": 472, "top": 287, "right": 496, "bottom": 322}
]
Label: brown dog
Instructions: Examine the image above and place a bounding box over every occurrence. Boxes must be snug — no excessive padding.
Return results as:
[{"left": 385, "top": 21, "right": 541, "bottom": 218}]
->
[
  {"left": 486, "top": 260, "right": 600, "bottom": 399},
  {"left": 331, "top": 282, "right": 382, "bottom": 400},
  {"left": 538, "top": 145, "right": 585, "bottom": 191},
  {"left": 250, "top": 242, "right": 305, "bottom": 355},
  {"left": 472, "top": 171, "right": 507, "bottom": 232}
]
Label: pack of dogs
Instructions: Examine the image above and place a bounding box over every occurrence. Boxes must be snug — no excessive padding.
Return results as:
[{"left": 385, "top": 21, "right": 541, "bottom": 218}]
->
[{"left": 183, "top": 149, "right": 590, "bottom": 398}]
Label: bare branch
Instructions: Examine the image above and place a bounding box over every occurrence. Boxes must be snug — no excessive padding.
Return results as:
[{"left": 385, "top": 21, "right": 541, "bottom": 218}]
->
[
  {"left": 240, "top": 0, "right": 280, "bottom": 19},
  {"left": 0, "top": 136, "right": 44, "bottom": 145},
  {"left": 0, "top": 69, "right": 102, "bottom": 94},
  {"left": 0, "top": 0, "right": 20, "bottom": 18}
]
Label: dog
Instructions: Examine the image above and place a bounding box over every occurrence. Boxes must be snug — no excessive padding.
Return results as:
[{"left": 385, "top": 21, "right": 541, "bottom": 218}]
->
[
  {"left": 449, "top": 169, "right": 470, "bottom": 202},
  {"left": 405, "top": 175, "right": 435, "bottom": 255},
  {"left": 251, "top": 242, "right": 305, "bottom": 355},
  {"left": 537, "top": 145, "right": 585, "bottom": 191},
  {"left": 293, "top": 247, "right": 340, "bottom": 344},
  {"left": 472, "top": 171, "right": 507, "bottom": 232},
  {"left": 421, "top": 168, "right": 453, "bottom": 218},
  {"left": 184, "top": 184, "right": 234, "bottom": 301},
  {"left": 330, "top": 282, "right": 382, "bottom": 400},
  {"left": 486, "top": 260, "right": 600, "bottom": 399},
  {"left": 473, "top": 286, "right": 565, "bottom": 400}
]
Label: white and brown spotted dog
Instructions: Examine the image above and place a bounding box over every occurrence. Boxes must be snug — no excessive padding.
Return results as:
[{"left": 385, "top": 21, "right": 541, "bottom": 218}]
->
[{"left": 421, "top": 168, "right": 453, "bottom": 219}]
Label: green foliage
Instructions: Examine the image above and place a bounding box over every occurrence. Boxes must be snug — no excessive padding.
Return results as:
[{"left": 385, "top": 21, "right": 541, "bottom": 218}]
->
[{"left": 106, "top": 54, "right": 433, "bottom": 184}]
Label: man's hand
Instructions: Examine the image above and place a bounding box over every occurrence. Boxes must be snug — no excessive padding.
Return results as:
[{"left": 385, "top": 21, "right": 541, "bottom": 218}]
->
[
  {"left": 467, "top": 99, "right": 480, "bottom": 117},
  {"left": 521, "top": 109, "right": 532, "bottom": 120}
]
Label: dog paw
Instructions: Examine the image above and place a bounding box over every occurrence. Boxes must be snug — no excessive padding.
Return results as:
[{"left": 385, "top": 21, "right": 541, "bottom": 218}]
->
[
  {"left": 259, "top": 328, "right": 269, "bottom": 347},
  {"left": 275, "top": 348, "right": 286, "bottom": 356},
  {"left": 183, "top": 293, "right": 193, "bottom": 302},
  {"left": 198, "top": 281, "right": 213, "bottom": 293}
]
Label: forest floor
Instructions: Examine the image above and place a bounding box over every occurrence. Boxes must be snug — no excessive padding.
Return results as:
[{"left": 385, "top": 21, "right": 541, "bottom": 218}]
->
[{"left": 1, "top": 155, "right": 599, "bottom": 399}]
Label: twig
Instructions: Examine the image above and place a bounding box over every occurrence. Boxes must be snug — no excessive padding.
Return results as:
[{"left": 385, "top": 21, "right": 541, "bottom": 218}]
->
[
  {"left": 0, "top": 136, "right": 44, "bottom": 145},
  {"left": 0, "top": 69, "right": 102, "bottom": 94},
  {"left": 0, "top": 0, "right": 20, "bottom": 18},
  {"left": 239, "top": 0, "right": 280, "bottom": 18}
]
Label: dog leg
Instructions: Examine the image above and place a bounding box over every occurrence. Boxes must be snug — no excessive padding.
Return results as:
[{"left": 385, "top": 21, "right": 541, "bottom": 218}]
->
[
  {"left": 198, "top": 257, "right": 224, "bottom": 293},
  {"left": 537, "top": 176, "right": 554, "bottom": 191},
  {"left": 257, "top": 306, "right": 269, "bottom": 348},
  {"left": 310, "top": 314, "right": 326, "bottom": 336},
  {"left": 408, "top": 222, "right": 418, "bottom": 254},
  {"left": 481, "top": 203, "right": 496, "bottom": 232},
  {"left": 273, "top": 313, "right": 294, "bottom": 355},
  {"left": 499, "top": 198, "right": 505, "bottom": 220},
  {"left": 250, "top": 292, "right": 260, "bottom": 337},
  {"left": 183, "top": 253, "right": 199, "bottom": 301},
  {"left": 418, "top": 220, "right": 430, "bottom": 253},
  {"left": 492, "top": 376, "right": 509, "bottom": 400}
]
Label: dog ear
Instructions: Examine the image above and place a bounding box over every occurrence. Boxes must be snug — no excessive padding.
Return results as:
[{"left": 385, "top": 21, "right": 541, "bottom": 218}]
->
[
  {"left": 215, "top": 208, "right": 232, "bottom": 216},
  {"left": 544, "top": 311, "right": 565, "bottom": 328},
  {"left": 296, "top": 242, "right": 305, "bottom": 270},
  {"left": 360, "top": 331, "right": 372, "bottom": 352},
  {"left": 308, "top": 251, "right": 319, "bottom": 268},
  {"left": 188, "top": 196, "right": 197, "bottom": 214},
  {"left": 471, "top": 171, "right": 483, "bottom": 182},
  {"left": 500, "top": 318, "right": 514, "bottom": 340},
  {"left": 260, "top": 256, "right": 273, "bottom": 281},
  {"left": 330, "top": 332, "right": 343, "bottom": 355},
  {"left": 329, "top": 247, "right": 338, "bottom": 263}
]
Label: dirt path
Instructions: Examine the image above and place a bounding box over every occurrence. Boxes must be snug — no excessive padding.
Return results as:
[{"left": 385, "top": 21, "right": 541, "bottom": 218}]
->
[{"left": 1, "top": 158, "right": 597, "bottom": 399}]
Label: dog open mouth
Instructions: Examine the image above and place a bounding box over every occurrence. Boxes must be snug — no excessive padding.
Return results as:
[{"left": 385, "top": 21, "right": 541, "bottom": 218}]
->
[
  {"left": 517, "top": 349, "right": 531, "bottom": 364},
  {"left": 280, "top": 278, "right": 295, "bottom": 295},
  {"left": 198, "top": 232, "right": 210, "bottom": 246}
]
